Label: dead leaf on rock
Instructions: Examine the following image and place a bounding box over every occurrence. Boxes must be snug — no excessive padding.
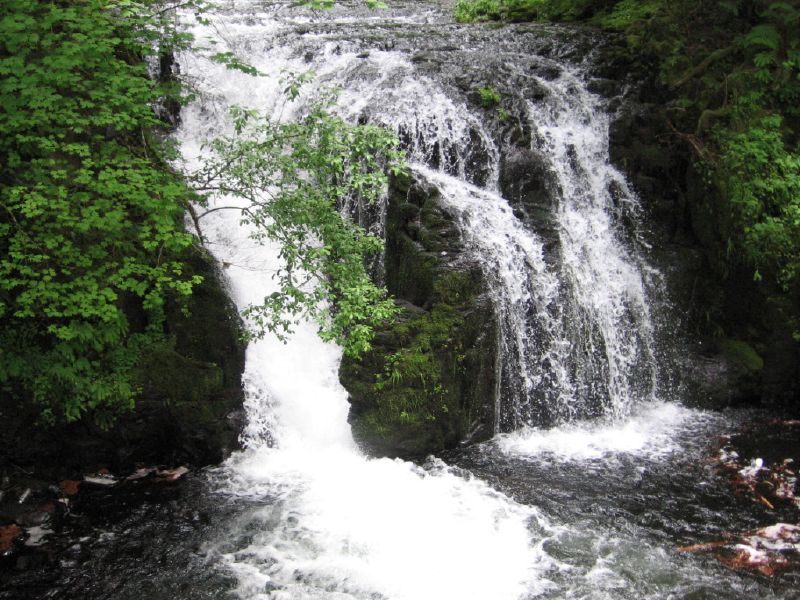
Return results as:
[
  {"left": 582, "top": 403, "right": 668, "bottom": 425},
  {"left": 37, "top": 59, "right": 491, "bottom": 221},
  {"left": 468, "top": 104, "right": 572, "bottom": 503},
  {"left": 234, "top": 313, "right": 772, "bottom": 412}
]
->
[
  {"left": 680, "top": 523, "right": 800, "bottom": 577},
  {"left": 58, "top": 480, "right": 81, "bottom": 496},
  {"left": 677, "top": 540, "right": 729, "bottom": 553},
  {"left": 0, "top": 524, "right": 23, "bottom": 554},
  {"left": 126, "top": 468, "right": 156, "bottom": 481},
  {"left": 156, "top": 466, "right": 190, "bottom": 482}
]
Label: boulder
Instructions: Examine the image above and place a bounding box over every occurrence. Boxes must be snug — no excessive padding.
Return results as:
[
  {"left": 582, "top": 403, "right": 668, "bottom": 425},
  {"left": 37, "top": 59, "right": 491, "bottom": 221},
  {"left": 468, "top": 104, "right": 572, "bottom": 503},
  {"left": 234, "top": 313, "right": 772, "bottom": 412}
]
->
[{"left": 340, "top": 172, "right": 498, "bottom": 458}]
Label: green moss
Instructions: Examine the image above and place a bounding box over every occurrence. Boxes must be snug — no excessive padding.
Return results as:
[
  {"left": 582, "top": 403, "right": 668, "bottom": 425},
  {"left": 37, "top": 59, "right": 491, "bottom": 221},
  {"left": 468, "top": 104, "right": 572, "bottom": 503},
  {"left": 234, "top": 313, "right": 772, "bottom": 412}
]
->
[
  {"left": 386, "top": 234, "right": 436, "bottom": 303},
  {"left": 454, "top": 0, "right": 596, "bottom": 23},
  {"left": 342, "top": 271, "right": 483, "bottom": 456},
  {"left": 478, "top": 86, "right": 502, "bottom": 107},
  {"left": 378, "top": 306, "right": 458, "bottom": 392},
  {"left": 433, "top": 270, "right": 478, "bottom": 303},
  {"left": 594, "top": 0, "right": 659, "bottom": 30},
  {"left": 134, "top": 346, "right": 225, "bottom": 405},
  {"left": 717, "top": 338, "right": 765, "bottom": 373},
  {"left": 342, "top": 175, "right": 497, "bottom": 457},
  {"left": 454, "top": 0, "right": 502, "bottom": 23}
]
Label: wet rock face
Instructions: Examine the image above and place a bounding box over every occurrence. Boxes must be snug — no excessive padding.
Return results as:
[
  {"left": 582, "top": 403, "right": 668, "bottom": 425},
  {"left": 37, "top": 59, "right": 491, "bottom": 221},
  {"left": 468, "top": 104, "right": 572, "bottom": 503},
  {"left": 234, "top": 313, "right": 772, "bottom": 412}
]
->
[
  {"left": 607, "top": 75, "right": 800, "bottom": 409},
  {"left": 0, "top": 250, "right": 246, "bottom": 479},
  {"left": 340, "top": 172, "right": 497, "bottom": 458},
  {"left": 498, "top": 145, "right": 562, "bottom": 261},
  {"left": 683, "top": 345, "right": 762, "bottom": 409},
  {"left": 130, "top": 249, "right": 246, "bottom": 467},
  {"left": 499, "top": 146, "right": 552, "bottom": 214}
]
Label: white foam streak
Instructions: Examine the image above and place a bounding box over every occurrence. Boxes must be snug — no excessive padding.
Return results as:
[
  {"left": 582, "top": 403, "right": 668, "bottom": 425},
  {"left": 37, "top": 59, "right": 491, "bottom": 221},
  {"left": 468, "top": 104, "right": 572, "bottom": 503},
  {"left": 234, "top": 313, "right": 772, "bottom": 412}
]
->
[
  {"left": 524, "top": 65, "right": 659, "bottom": 420},
  {"left": 414, "top": 166, "right": 566, "bottom": 430},
  {"left": 498, "top": 402, "right": 697, "bottom": 461}
]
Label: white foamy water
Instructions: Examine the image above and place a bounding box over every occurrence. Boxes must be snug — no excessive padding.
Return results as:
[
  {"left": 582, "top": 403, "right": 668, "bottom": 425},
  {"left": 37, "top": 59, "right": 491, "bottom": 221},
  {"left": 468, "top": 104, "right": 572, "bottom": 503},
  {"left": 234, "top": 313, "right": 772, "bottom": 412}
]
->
[
  {"left": 497, "top": 402, "right": 701, "bottom": 461},
  {"left": 219, "top": 448, "right": 554, "bottom": 600}
]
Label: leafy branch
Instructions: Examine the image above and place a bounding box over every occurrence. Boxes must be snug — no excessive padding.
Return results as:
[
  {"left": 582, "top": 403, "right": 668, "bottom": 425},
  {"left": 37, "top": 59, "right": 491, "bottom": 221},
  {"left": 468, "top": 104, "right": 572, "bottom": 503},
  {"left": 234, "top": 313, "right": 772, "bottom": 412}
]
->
[{"left": 189, "top": 85, "right": 405, "bottom": 356}]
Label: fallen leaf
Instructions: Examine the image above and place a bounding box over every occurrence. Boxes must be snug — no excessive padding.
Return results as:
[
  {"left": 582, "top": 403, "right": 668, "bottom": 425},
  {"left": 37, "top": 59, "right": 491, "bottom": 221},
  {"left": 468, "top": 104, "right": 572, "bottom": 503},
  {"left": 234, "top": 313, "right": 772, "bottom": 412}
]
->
[
  {"left": 0, "top": 524, "right": 23, "bottom": 554},
  {"left": 156, "top": 466, "right": 190, "bottom": 482},
  {"left": 677, "top": 540, "right": 729, "bottom": 553},
  {"left": 59, "top": 480, "right": 81, "bottom": 496}
]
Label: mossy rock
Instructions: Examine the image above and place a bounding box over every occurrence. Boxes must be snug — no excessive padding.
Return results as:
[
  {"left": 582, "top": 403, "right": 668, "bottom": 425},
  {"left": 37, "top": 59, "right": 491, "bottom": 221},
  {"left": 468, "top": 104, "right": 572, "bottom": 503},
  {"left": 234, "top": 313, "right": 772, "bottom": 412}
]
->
[
  {"left": 717, "top": 339, "right": 764, "bottom": 373},
  {"left": 0, "top": 249, "right": 245, "bottom": 476},
  {"left": 341, "top": 173, "right": 497, "bottom": 458},
  {"left": 135, "top": 348, "right": 224, "bottom": 405},
  {"left": 123, "top": 249, "right": 246, "bottom": 466}
]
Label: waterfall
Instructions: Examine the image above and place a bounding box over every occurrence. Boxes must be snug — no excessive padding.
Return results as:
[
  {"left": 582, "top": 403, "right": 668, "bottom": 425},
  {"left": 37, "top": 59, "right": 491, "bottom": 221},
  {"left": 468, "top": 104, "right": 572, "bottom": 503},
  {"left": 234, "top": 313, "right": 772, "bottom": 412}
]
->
[
  {"left": 411, "top": 165, "right": 564, "bottom": 433},
  {"left": 176, "top": 3, "right": 555, "bottom": 599},
  {"left": 525, "top": 65, "right": 659, "bottom": 422},
  {"left": 175, "top": 1, "right": 673, "bottom": 597},
  {"left": 463, "top": 63, "right": 662, "bottom": 432}
]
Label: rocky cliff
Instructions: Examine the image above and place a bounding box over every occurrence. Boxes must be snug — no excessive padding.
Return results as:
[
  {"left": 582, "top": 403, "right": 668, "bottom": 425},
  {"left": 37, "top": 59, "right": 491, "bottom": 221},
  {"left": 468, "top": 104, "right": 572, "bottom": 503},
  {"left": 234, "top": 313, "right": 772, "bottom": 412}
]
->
[{"left": 600, "top": 40, "right": 800, "bottom": 409}]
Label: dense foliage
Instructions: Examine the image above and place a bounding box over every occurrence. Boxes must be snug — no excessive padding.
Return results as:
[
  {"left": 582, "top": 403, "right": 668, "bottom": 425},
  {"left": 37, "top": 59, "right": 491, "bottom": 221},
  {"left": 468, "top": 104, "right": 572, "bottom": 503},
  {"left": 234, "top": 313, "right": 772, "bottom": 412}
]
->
[
  {"left": 456, "top": 0, "right": 800, "bottom": 291},
  {"left": 0, "top": 0, "right": 401, "bottom": 425},
  {"left": 0, "top": 0, "right": 201, "bottom": 424},
  {"left": 453, "top": 0, "right": 614, "bottom": 23},
  {"left": 655, "top": 0, "right": 800, "bottom": 290}
]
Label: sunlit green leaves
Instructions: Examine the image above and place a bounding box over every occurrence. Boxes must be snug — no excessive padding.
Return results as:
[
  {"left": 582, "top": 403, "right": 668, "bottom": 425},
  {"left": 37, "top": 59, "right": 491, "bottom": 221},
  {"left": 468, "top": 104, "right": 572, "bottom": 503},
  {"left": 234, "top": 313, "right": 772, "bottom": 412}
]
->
[
  {"left": 191, "top": 88, "right": 404, "bottom": 357},
  {"left": 209, "top": 51, "right": 262, "bottom": 76},
  {"left": 0, "top": 0, "right": 200, "bottom": 424}
]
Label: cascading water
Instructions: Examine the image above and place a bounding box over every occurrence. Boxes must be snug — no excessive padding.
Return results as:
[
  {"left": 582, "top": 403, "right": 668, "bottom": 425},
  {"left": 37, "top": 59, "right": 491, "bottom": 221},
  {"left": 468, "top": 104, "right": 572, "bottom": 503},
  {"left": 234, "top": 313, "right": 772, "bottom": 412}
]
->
[
  {"left": 470, "top": 60, "right": 663, "bottom": 432},
  {"left": 411, "top": 165, "right": 564, "bottom": 433},
  {"left": 177, "top": 3, "right": 555, "bottom": 599},
  {"left": 162, "top": 2, "right": 794, "bottom": 599},
  {"left": 525, "top": 65, "right": 659, "bottom": 422}
]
